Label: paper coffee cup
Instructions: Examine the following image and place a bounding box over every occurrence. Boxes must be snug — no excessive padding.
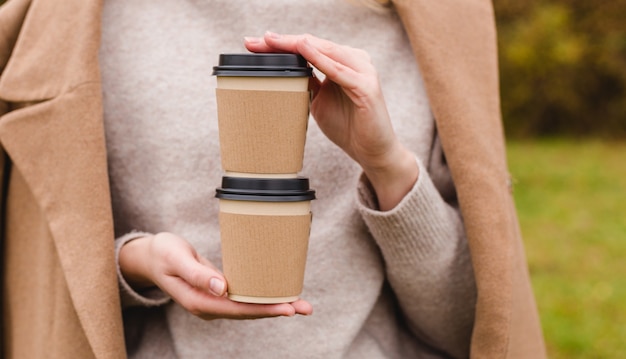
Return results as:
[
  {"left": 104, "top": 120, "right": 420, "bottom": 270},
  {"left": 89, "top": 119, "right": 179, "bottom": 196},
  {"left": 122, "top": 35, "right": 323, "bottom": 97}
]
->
[
  {"left": 215, "top": 176, "right": 316, "bottom": 304},
  {"left": 213, "top": 54, "right": 312, "bottom": 177}
]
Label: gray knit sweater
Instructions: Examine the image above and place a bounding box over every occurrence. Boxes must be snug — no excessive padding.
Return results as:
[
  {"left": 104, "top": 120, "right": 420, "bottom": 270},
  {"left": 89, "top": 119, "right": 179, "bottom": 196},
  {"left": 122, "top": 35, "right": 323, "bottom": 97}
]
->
[{"left": 100, "top": 0, "right": 477, "bottom": 358}]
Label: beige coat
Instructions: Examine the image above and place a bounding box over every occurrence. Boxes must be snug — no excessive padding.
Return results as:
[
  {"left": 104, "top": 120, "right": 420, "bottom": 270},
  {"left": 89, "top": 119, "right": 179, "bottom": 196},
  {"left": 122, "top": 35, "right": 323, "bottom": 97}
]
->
[{"left": 0, "top": 0, "right": 546, "bottom": 357}]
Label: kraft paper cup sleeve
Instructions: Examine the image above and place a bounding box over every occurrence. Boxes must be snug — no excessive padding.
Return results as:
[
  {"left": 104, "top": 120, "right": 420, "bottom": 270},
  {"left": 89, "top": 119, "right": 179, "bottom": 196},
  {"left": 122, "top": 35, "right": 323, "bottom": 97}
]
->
[
  {"left": 219, "top": 212, "right": 312, "bottom": 298},
  {"left": 216, "top": 88, "right": 310, "bottom": 174}
]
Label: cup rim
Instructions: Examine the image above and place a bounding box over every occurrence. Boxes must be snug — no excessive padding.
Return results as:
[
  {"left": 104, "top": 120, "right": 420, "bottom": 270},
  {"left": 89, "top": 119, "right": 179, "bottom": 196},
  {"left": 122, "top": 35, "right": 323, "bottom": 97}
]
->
[
  {"left": 213, "top": 53, "right": 313, "bottom": 77},
  {"left": 215, "top": 176, "right": 316, "bottom": 202}
]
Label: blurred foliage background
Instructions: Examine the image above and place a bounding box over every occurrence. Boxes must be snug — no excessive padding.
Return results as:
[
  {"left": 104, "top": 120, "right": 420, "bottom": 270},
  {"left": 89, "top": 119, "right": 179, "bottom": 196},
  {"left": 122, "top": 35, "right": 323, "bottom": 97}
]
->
[
  {"left": 495, "top": 0, "right": 626, "bottom": 138},
  {"left": 1, "top": 0, "right": 625, "bottom": 357}
]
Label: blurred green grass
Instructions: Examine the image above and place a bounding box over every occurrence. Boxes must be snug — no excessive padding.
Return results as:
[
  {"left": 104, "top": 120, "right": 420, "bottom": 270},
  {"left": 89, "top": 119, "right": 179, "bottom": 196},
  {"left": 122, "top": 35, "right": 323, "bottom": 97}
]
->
[{"left": 507, "top": 139, "right": 626, "bottom": 358}]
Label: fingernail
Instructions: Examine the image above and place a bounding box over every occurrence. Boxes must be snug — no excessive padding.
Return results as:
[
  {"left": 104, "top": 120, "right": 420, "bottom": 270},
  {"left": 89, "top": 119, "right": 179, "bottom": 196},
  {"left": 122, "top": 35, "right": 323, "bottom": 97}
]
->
[
  {"left": 209, "top": 277, "right": 225, "bottom": 296},
  {"left": 244, "top": 36, "right": 261, "bottom": 44},
  {"left": 266, "top": 31, "right": 281, "bottom": 39}
]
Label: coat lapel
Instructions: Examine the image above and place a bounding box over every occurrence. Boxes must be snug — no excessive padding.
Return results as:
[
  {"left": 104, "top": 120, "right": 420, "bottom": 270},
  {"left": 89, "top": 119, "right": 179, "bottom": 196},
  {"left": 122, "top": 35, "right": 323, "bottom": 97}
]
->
[
  {"left": 0, "top": 0, "right": 126, "bottom": 358},
  {"left": 394, "top": 0, "right": 545, "bottom": 357}
]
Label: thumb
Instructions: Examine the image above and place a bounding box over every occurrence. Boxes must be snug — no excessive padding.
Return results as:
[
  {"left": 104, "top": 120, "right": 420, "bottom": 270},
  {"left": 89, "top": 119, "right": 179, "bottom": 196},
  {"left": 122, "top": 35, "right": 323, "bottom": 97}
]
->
[
  {"left": 175, "top": 252, "right": 227, "bottom": 297},
  {"left": 308, "top": 73, "right": 322, "bottom": 101},
  {"left": 199, "top": 255, "right": 228, "bottom": 297}
]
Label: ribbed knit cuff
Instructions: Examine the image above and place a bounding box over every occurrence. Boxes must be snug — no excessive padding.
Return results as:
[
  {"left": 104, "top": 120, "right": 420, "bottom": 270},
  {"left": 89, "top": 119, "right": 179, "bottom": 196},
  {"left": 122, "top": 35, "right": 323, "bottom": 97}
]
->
[
  {"left": 356, "top": 157, "right": 464, "bottom": 263},
  {"left": 115, "top": 231, "right": 171, "bottom": 308}
]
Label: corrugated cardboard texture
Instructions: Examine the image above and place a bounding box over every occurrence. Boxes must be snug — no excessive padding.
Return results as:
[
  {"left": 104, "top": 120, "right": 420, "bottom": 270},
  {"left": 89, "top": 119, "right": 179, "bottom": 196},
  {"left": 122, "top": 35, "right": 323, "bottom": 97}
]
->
[
  {"left": 216, "top": 88, "right": 309, "bottom": 174},
  {"left": 219, "top": 212, "right": 312, "bottom": 297}
]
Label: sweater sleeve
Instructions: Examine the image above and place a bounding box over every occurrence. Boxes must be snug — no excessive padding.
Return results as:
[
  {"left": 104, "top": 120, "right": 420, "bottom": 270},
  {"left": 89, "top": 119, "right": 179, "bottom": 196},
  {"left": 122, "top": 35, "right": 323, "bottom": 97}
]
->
[
  {"left": 115, "top": 231, "right": 172, "bottom": 308},
  {"left": 356, "top": 157, "right": 476, "bottom": 358}
]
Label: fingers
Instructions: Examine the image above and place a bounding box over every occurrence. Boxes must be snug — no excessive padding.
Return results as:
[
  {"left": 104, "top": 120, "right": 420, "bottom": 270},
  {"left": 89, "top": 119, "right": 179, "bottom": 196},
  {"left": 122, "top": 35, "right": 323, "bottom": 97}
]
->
[
  {"left": 191, "top": 297, "right": 298, "bottom": 320},
  {"left": 295, "top": 36, "right": 361, "bottom": 91},
  {"left": 283, "top": 33, "right": 372, "bottom": 72},
  {"left": 161, "top": 274, "right": 302, "bottom": 320},
  {"left": 163, "top": 273, "right": 312, "bottom": 320},
  {"left": 291, "top": 299, "right": 314, "bottom": 315},
  {"left": 162, "top": 268, "right": 313, "bottom": 320},
  {"left": 176, "top": 261, "right": 225, "bottom": 296},
  {"left": 243, "top": 35, "right": 281, "bottom": 53},
  {"left": 149, "top": 233, "right": 313, "bottom": 320},
  {"left": 245, "top": 32, "right": 375, "bottom": 91},
  {"left": 247, "top": 32, "right": 370, "bottom": 70},
  {"left": 150, "top": 233, "right": 226, "bottom": 297}
]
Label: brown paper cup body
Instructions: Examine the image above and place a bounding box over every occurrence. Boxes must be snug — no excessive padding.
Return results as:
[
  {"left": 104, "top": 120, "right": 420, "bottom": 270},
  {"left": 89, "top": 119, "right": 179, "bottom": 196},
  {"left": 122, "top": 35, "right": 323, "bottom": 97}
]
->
[
  {"left": 218, "top": 200, "right": 312, "bottom": 303},
  {"left": 215, "top": 76, "right": 310, "bottom": 176}
]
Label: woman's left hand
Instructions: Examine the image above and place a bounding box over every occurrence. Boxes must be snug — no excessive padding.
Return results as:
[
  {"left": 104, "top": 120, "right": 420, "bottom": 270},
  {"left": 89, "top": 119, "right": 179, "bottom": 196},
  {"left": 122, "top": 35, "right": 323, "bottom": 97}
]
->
[{"left": 245, "top": 32, "right": 418, "bottom": 210}]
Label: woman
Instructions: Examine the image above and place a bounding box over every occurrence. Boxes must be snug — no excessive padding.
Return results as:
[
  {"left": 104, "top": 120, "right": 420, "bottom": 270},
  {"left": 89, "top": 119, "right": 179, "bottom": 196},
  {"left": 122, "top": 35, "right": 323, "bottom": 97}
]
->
[{"left": 0, "top": 0, "right": 545, "bottom": 358}]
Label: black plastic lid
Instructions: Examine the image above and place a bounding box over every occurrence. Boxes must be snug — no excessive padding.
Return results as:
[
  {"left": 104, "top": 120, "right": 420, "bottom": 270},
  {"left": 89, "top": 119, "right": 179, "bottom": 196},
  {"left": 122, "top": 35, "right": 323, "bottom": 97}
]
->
[
  {"left": 212, "top": 53, "right": 313, "bottom": 77},
  {"left": 215, "top": 176, "right": 316, "bottom": 202}
]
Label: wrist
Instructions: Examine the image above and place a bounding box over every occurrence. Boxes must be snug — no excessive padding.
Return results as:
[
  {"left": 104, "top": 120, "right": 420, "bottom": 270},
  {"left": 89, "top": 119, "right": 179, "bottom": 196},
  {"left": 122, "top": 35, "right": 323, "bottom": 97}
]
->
[
  {"left": 119, "top": 235, "right": 156, "bottom": 290},
  {"left": 362, "top": 144, "right": 419, "bottom": 211}
]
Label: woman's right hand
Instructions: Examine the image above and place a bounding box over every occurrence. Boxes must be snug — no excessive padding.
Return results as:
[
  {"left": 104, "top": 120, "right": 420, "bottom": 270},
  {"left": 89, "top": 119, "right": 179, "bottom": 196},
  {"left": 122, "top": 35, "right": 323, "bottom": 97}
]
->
[{"left": 118, "top": 232, "right": 313, "bottom": 320}]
